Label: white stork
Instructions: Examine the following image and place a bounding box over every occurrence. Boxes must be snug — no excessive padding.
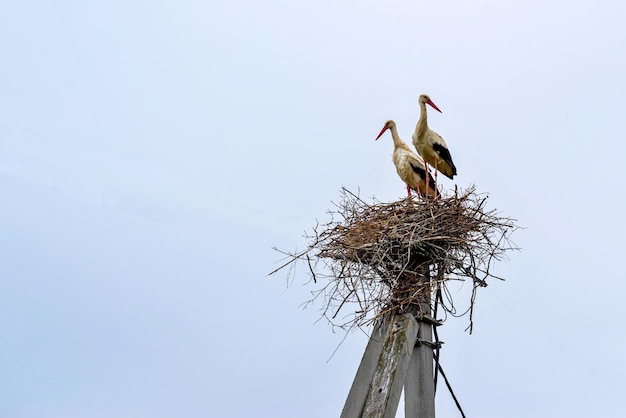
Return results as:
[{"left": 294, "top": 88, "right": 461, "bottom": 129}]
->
[
  {"left": 376, "top": 120, "right": 438, "bottom": 199},
  {"left": 412, "top": 94, "right": 457, "bottom": 192}
]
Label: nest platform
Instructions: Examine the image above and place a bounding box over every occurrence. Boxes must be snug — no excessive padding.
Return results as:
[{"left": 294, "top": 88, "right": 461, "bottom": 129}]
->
[{"left": 271, "top": 187, "right": 518, "bottom": 333}]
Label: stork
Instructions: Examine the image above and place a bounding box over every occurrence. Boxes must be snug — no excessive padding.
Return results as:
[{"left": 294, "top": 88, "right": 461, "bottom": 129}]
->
[
  {"left": 412, "top": 94, "right": 457, "bottom": 194},
  {"left": 376, "top": 120, "right": 438, "bottom": 199}
]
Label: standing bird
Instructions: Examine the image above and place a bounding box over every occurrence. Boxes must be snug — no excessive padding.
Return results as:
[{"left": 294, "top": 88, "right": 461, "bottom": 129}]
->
[
  {"left": 412, "top": 94, "right": 457, "bottom": 195},
  {"left": 376, "top": 120, "right": 438, "bottom": 199}
]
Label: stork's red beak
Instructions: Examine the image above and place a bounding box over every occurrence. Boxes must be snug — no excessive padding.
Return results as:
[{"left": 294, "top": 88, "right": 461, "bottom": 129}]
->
[
  {"left": 427, "top": 100, "right": 442, "bottom": 113},
  {"left": 375, "top": 126, "right": 388, "bottom": 140}
]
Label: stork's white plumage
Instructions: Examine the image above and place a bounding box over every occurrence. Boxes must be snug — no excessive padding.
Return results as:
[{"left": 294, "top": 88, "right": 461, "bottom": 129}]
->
[
  {"left": 376, "top": 120, "right": 438, "bottom": 199},
  {"left": 412, "top": 94, "right": 457, "bottom": 186}
]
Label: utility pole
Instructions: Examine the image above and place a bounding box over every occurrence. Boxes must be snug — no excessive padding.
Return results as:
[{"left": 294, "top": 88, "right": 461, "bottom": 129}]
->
[
  {"left": 341, "top": 266, "right": 436, "bottom": 418},
  {"left": 404, "top": 264, "right": 436, "bottom": 417}
]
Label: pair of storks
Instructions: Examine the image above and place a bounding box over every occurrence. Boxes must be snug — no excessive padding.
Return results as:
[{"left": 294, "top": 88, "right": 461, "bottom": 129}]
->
[{"left": 376, "top": 94, "right": 457, "bottom": 199}]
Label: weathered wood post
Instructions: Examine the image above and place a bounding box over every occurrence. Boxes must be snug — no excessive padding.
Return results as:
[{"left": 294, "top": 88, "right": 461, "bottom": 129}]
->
[
  {"left": 404, "top": 266, "right": 436, "bottom": 418},
  {"left": 340, "top": 319, "right": 386, "bottom": 417},
  {"left": 341, "top": 264, "right": 437, "bottom": 418},
  {"left": 361, "top": 314, "right": 418, "bottom": 418},
  {"left": 341, "top": 314, "right": 419, "bottom": 418}
]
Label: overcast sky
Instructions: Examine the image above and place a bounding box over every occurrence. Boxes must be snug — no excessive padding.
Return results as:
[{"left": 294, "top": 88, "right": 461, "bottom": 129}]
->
[{"left": 1, "top": 1, "right": 625, "bottom": 417}]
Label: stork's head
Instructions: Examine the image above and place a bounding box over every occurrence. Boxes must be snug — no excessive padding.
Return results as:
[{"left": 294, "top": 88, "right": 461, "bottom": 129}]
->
[
  {"left": 419, "top": 94, "right": 442, "bottom": 113},
  {"left": 375, "top": 120, "right": 396, "bottom": 140}
]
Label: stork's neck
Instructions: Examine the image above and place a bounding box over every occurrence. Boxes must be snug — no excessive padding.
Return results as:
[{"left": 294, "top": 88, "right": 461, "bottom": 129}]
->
[
  {"left": 389, "top": 125, "right": 403, "bottom": 148},
  {"left": 415, "top": 101, "right": 428, "bottom": 137}
]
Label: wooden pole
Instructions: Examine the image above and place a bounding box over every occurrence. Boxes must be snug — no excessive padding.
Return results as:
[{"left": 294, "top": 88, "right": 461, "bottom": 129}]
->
[
  {"left": 340, "top": 318, "right": 386, "bottom": 418},
  {"left": 341, "top": 314, "right": 418, "bottom": 418},
  {"left": 341, "top": 266, "right": 438, "bottom": 417},
  {"left": 404, "top": 265, "right": 436, "bottom": 418},
  {"left": 362, "top": 313, "right": 418, "bottom": 418}
]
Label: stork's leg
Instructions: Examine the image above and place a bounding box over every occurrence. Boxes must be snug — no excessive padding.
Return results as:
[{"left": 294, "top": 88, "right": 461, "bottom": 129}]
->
[
  {"left": 416, "top": 183, "right": 422, "bottom": 200},
  {"left": 406, "top": 183, "right": 412, "bottom": 197},
  {"left": 424, "top": 160, "right": 430, "bottom": 200},
  {"left": 434, "top": 160, "right": 439, "bottom": 200}
]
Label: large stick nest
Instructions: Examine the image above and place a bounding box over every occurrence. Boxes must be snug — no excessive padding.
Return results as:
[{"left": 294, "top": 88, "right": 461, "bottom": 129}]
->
[{"left": 270, "top": 186, "right": 519, "bottom": 333}]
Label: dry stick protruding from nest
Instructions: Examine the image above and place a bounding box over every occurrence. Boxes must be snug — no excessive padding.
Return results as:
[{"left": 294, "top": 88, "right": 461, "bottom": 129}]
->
[{"left": 269, "top": 186, "right": 519, "bottom": 333}]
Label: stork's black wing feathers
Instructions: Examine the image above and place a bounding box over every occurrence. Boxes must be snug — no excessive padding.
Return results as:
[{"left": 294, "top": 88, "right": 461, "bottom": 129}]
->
[
  {"left": 409, "top": 162, "right": 437, "bottom": 192},
  {"left": 432, "top": 142, "right": 457, "bottom": 177},
  {"left": 409, "top": 161, "right": 426, "bottom": 177}
]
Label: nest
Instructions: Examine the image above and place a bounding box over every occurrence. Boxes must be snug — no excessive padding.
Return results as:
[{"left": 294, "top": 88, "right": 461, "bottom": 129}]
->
[{"left": 270, "top": 186, "right": 519, "bottom": 333}]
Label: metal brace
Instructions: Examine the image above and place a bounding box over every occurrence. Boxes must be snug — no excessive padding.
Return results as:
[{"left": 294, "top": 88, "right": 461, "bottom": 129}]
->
[
  {"left": 415, "top": 314, "right": 443, "bottom": 326},
  {"left": 415, "top": 339, "right": 444, "bottom": 349}
]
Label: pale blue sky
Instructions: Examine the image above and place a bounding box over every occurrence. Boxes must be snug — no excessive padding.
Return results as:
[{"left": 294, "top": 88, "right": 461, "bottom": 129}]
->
[{"left": 1, "top": 0, "right": 625, "bottom": 417}]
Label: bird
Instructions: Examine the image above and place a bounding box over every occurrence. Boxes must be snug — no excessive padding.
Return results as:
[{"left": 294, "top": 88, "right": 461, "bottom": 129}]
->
[
  {"left": 412, "top": 94, "right": 457, "bottom": 193},
  {"left": 376, "top": 120, "right": 438, "bottom": 199}
]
